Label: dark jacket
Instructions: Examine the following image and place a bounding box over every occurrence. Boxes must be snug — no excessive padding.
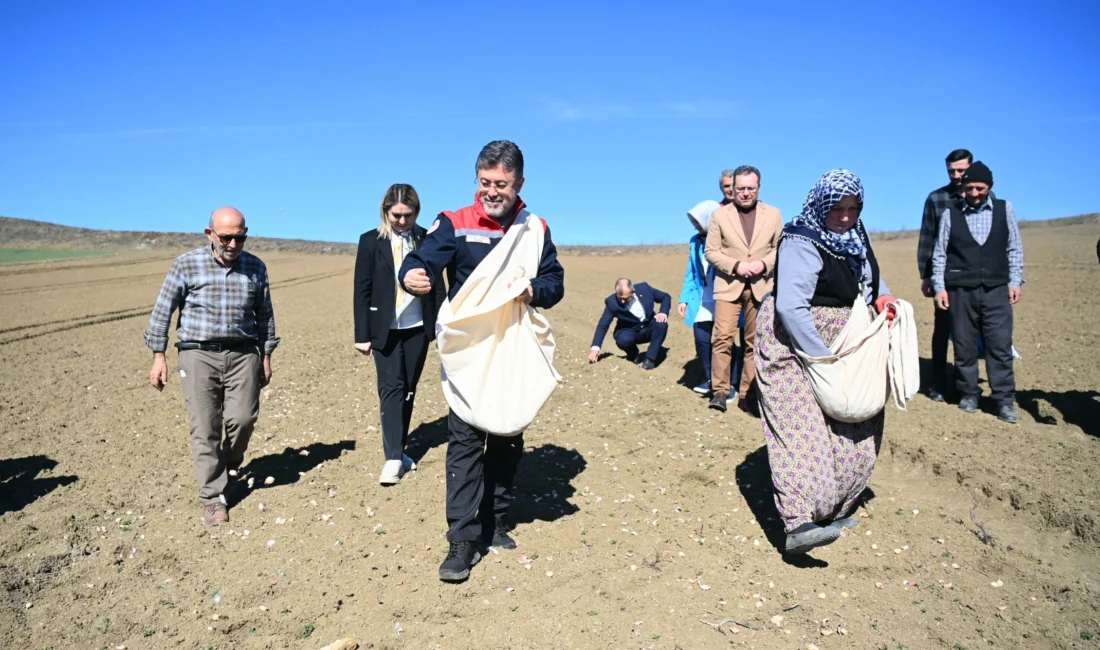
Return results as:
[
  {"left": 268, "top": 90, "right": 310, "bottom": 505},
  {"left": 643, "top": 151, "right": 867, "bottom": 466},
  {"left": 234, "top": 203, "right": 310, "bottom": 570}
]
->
[
  {"left": 591, "top": 282, "right": 670, "bottom": 348},
  {"left": 398, "top": 195, "right": 565, "bottom": 309},
  {"left": 354, "top": 225, "right": 445, "bottom": 349}
]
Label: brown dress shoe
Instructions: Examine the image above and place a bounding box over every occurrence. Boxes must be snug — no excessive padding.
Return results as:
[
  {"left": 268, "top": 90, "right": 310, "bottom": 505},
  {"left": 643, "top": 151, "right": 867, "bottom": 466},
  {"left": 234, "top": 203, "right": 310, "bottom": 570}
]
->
[
  {"left": 708, "top": 392, "right": 728, "bottom": 412},
  {"left": 202, "top": 502, "right": 229, "bottom": 526}
]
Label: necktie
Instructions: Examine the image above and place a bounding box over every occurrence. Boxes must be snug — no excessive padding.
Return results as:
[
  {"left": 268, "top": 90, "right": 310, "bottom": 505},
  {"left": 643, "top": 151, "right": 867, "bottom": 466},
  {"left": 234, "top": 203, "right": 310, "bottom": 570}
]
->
[{"left": 394, "top": 234, "right": 413, "bottom": 310}]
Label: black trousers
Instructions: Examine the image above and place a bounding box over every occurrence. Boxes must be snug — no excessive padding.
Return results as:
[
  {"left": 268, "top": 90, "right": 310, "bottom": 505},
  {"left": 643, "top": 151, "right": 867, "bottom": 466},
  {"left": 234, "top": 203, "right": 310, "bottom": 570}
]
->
[
  {"left": 613, "top": 320, "right": 668, "bottom": 362},
  {"left": 373, "top": 327, "right": 429, "bottom": 461},
  {"left": 931, "top": 303, "right": 952, "bottom": 391},
  {"left": 948, "top": 284, "right": 1016, "bottom": 405},
  {"left": 445, "top": 410, "right": 523, "bottom": 543}
]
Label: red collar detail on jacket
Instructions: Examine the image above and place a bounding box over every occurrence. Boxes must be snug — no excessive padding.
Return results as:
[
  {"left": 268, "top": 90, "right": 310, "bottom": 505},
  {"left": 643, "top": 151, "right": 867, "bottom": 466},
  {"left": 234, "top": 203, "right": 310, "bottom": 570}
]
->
[{"left": 443, "top": 194, "right": 527, "bottom": 233}]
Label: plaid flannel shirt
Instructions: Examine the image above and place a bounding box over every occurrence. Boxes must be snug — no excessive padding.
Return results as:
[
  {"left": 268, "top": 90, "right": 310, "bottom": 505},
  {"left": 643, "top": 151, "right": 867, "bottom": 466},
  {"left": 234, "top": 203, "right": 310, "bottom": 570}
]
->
[
  {"left": 931, "top": 197, "right": 1024, "bottom": 294},
  {"left": 144, "top": 244, "right": 279, "bottom": 355},
  {"left": 917, "top": 184, "right": 959, "bottom": 280}
]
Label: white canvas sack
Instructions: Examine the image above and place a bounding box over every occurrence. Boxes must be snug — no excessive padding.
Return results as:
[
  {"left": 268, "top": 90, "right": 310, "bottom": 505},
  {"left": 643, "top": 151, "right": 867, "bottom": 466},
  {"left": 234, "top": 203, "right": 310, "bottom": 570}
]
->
[
  {"left": 795, "top": 293, "right": 918, "bottom": 423},
  {"left": 435, "top": 211, "right": 562, "bottom": 436}
]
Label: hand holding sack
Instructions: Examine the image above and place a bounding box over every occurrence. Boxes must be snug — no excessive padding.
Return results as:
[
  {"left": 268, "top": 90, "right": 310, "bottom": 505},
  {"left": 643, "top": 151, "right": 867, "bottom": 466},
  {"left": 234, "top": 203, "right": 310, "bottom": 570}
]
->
[{"left": 796, "top": 295, "right": 919, "bottom": 423}]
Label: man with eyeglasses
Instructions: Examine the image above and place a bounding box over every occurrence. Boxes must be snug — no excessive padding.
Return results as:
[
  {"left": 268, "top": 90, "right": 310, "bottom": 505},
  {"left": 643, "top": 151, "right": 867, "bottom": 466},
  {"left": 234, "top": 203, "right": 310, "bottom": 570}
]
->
[
  {"left": 705, "top": 165, "right": 783, "bottom": 414},
  {"left": 144, "top": 207, "right": 279, "bottom": 527},
  {"left": 400, "top": 140, "right": 565, "bottom": 582}
]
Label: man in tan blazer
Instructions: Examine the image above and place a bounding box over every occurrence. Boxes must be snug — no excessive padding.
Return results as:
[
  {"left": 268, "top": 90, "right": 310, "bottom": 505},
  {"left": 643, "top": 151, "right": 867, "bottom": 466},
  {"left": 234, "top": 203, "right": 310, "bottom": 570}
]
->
[{"left": 704, "top": 165, "right": 783, "bottom": 412}]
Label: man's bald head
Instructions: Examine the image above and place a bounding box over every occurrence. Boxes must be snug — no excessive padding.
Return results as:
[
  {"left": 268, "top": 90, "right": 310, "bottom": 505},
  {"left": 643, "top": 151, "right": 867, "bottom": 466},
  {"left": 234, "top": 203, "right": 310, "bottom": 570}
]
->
[
  {"left": 205, "top": 207, "right": 248, "bottom": 264},
  {"left": 614, "top": 278, "right": 634, "bottom": 305},
  {"left": 209, "top": 207, "right": 246, "bottom": 231}
]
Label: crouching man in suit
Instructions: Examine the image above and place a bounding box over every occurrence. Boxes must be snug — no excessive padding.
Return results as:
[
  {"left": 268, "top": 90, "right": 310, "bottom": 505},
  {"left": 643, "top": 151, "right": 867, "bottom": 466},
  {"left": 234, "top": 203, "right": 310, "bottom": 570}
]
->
[{"left": 587, "top": 279, "right": 670, "bottom": 370}]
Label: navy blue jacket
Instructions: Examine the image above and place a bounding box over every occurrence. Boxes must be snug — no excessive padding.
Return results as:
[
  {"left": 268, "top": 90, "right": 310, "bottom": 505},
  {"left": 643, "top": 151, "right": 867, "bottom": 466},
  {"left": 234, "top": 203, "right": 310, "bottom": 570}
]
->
[
  {"left": 590, "top": 282, "right": 670, "bottom": 348},
  {"left": 398, "top": 196, "right": 565, "bottom": 309}
]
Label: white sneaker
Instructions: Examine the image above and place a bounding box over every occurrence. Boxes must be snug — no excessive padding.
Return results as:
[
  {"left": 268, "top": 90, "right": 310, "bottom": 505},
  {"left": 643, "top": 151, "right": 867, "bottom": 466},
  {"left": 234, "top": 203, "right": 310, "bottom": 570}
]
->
[
  {"left": 402, "top": 454, "right": 417, "bottom": 472},
  {"left": 379, "top": 460, "right": 404, "bottom": 485},
  {"left": 693, "top": 381, "right": 711, "bottom": 395}
]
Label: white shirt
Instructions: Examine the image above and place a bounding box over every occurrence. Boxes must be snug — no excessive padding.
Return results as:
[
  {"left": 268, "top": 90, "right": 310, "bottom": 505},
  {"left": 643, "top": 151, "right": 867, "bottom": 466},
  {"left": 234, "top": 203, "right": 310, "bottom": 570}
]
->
[
  {"left": 624, "top": 294, "right": 646, "bottom": 322},
  {"left": 390, "top": 232, "right": 424, "bottom": 330}
]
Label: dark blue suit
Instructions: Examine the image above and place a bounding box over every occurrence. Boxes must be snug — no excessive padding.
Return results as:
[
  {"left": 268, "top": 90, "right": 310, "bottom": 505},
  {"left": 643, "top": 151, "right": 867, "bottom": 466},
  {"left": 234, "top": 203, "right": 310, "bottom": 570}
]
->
[{"left": 591, "top": 282, "right": 671, "bottom": 363}]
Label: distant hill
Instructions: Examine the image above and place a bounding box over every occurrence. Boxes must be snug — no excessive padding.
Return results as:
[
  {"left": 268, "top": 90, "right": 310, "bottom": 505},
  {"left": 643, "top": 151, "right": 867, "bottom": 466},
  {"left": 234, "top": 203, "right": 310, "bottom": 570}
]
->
[
  {"left": 1, "top": 213, "right": 1096, "bottom": 257},
  {"left": 0, "top": 216, "right": 358, "bottom": 255}
]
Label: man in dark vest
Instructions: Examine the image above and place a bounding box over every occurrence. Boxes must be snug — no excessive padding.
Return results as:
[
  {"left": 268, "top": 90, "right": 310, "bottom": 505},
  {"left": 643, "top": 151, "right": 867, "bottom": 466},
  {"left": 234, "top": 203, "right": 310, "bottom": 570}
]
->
[{"left": 931, "top": 161, "right": 1024, "bottom": 423}]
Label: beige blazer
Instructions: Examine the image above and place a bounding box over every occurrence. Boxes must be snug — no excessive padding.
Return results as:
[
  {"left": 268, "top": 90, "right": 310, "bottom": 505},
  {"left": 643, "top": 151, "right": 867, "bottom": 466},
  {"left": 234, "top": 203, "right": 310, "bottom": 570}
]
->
[{"left": 704, "top": 201, "right": 783, "bottom": 302}]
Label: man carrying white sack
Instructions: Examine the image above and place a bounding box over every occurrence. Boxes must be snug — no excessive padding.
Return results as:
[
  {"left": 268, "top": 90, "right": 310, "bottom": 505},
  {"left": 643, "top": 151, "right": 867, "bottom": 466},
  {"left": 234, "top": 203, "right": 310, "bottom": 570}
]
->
[{"left": 400, "top": 140, "right": 566, "bottom": 582}]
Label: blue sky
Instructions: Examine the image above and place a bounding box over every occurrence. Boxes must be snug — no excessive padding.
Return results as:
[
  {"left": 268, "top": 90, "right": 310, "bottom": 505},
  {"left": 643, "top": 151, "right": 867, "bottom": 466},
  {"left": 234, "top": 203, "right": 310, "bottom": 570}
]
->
[{"left": 1, "top": 1, "right": 1097, "bottom": 245}]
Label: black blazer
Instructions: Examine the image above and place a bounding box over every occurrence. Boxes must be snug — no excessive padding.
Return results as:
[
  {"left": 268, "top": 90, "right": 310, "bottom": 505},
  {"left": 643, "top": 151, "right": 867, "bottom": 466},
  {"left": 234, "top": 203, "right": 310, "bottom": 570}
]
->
[
  {"left": 353, "top": 226, "right": 445, "bottom": 349},
  {"left": 590, "top": 282, "right": 671, "bottom": 348}
]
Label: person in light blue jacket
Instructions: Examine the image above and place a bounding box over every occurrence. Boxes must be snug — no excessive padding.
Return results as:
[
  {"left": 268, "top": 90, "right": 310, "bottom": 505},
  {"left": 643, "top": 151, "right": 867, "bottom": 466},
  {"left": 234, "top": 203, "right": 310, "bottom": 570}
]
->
[{"left": 678, "top": 200, "right": 739, "bottom": 398}]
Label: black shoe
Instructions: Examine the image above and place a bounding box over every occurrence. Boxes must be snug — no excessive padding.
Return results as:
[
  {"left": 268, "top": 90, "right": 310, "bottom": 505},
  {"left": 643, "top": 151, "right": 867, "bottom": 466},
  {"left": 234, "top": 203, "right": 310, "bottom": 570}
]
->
[
  {"left": 959, "top": 395, "right": 979, "bottom": 414},
  {"left": 998, "top": 404, "right": 1018, "bottom": 424},
  {"left": 928, "top": 388, "right": 946, "bottom": 403},
  {"left": 709, "top": 393, "right": 728, "bottom": 412},
  {"left": 489, "top": 524, "right": 517, "bottom": 550},
  {"left": 439, "top": 541, "right": 482, "bottom": 582},
  {"left": 641, "top": 359, "right": 656, "bottom": 371}
]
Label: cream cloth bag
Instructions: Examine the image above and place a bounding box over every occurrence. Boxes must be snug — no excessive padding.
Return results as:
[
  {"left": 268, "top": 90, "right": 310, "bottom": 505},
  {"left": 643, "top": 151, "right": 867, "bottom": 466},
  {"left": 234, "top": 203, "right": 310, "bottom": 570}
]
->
[
  {"left": 435, "top": 211, "right": 562, "bottom": 436},
  {"left": 795, "top": 294, "right": 918, "bottom": 423}
]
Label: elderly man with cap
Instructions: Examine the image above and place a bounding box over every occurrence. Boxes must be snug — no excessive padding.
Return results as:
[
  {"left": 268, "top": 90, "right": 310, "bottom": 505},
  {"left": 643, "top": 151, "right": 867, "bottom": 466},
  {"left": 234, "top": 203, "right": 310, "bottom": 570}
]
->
[
  {"left": 932, "top": 162, "right": 1023, "bottom": 423},
  {"left": 144, "top": 207, "right": 279, "bottom": 526}
]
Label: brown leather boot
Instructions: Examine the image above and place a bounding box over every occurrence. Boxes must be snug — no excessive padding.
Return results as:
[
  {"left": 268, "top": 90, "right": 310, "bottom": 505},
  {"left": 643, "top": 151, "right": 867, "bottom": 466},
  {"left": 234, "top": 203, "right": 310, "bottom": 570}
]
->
[{"left": 202, "top": 502, "right": 229, "bottom": 526}]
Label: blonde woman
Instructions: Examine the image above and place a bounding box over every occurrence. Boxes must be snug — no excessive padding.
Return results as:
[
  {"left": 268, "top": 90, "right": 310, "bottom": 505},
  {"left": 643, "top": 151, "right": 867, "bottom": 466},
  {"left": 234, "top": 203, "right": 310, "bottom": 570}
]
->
[{"left": 353, "top": 184, "right": 444, "bottom": 484}]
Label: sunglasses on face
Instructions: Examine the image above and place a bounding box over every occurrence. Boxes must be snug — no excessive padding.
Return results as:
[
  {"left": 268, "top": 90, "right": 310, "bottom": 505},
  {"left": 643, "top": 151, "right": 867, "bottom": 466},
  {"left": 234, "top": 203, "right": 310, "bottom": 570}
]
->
[{"left": 211, "top": 229, "right": 247, "bottom": 245}]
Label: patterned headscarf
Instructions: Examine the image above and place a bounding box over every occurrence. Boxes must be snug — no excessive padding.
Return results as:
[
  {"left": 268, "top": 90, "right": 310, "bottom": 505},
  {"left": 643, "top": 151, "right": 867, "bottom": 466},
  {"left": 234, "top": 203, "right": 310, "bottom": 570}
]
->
[{"left": 788, "top": 169, "right": 866, "bottom": 259}]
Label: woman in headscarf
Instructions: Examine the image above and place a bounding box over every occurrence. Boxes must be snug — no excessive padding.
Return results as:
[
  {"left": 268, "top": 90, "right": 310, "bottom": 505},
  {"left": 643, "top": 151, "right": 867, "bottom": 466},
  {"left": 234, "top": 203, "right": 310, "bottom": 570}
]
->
[
  {"left": 677, "top": 200, "right": 737, "bottom": 398},
  {"left": 755, "top": 169, "right": 897, "bottom": 554}
]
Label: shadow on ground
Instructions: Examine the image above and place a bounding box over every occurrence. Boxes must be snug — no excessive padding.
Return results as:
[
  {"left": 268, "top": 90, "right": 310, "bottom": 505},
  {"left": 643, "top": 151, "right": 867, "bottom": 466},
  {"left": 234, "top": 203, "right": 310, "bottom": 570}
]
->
[
  {"left": 0, "top": 455, "right": 78, "bottom": 516},
  {"left": 513, "top": 444, "right": 587, "bottom": 527},
  {"left": 405, "top": 416, "right": 449, "bottom": 464},
  {"left": 231, "top": 440, "right": 357, "bottom": 506},
  {"left": 1017, "top": 389, "right": 1100, "bottom": 438}
]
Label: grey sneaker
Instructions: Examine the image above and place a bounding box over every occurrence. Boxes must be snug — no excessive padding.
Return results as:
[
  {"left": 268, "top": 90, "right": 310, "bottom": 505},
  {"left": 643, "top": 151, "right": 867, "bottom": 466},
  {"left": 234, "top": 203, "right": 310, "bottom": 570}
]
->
[
  {"left": 928, "top": 389, "right": 946, "bottom": 403},
  {"left": 958, "top": 395, "right": 979, "bottom": 414},
  {"left": 997, "top": 404, "right": 1018, "bottom": 424},
  {"left": 828, "top": 517, "right": 859, "bottom": 531},
  {"left": 784, "top": 523, "right": 842, "bottom": 554}
]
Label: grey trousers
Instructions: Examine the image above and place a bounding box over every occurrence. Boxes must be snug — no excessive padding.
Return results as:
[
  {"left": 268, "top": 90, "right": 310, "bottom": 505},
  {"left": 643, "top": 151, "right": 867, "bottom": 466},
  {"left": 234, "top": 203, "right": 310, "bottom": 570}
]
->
[
  {"left": 948, "top": 284, "right": 1016, "bottom": 405},
  {"left": 179, "top": 348, "right": 262, "bottom": 504}
]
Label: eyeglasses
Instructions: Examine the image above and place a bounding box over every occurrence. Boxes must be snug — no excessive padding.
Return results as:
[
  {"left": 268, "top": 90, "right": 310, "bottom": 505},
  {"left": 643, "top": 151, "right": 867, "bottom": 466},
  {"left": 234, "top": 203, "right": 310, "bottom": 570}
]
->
[{"left": 211, "top": 229, "right": 247, "bottom": 245}]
